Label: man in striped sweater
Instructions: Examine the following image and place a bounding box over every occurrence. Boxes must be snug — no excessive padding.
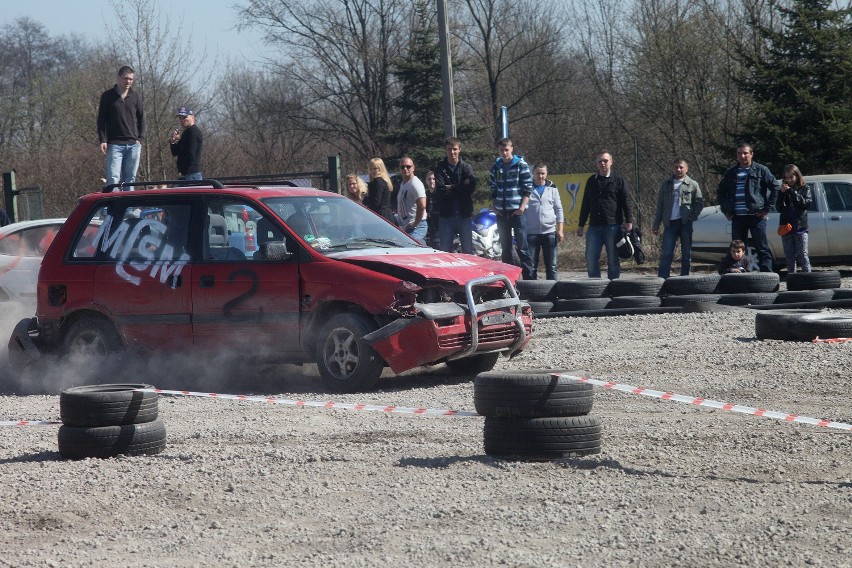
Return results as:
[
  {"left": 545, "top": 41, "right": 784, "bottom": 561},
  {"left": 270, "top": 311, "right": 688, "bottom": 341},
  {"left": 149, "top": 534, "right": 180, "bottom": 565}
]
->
[{"left": 489, "top": 138, "right": 534, "bottom": 279}]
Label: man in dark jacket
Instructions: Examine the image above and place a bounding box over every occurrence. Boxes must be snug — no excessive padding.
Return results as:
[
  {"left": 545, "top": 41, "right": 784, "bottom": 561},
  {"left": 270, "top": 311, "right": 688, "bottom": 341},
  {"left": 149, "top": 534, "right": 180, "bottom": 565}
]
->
[
  {"left": 97, "top": 66, "right": 145, "bottom": 188},
  {"left": 716, "top": 142, "right": 779, "bottom": 272},
  {"left": 575, "top": 150, "right": 634, "bottom": 279},
  {"left": 434, "top": 137, "right": 477, "bottom": 253},
  {"left": 169, "top": 107, "right": 203, "bottom": 180}
]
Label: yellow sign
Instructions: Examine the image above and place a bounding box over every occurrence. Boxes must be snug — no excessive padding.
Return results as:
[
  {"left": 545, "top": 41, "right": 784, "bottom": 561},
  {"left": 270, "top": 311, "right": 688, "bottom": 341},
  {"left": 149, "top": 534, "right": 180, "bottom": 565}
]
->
[{"left": 550, "top": 173, "right": 593, "bottom": 231}]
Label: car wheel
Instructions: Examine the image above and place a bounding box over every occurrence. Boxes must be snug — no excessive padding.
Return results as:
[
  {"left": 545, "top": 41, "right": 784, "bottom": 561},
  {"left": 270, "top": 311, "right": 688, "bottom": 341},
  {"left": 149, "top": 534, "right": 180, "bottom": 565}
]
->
[
  {"left": 483, "top": 415, "right": 603, "bottom": 461},
  {"left": 58, "top": 419, "right": 167, "bottom": 460},
  {"left": 60, "top": 384, "right": 158, "bottom": 427},
  {"left": 445, "top": 352, "right": 500, "bottom": 375},
  {"left": 63, "top": 316, "right": 124, "bottom": 361},
  {"left": 474, "top": 370, "right": 593, "bottom": 418},
  {"left": 315, "top": 313, "right": 384, "bottom": 393}
]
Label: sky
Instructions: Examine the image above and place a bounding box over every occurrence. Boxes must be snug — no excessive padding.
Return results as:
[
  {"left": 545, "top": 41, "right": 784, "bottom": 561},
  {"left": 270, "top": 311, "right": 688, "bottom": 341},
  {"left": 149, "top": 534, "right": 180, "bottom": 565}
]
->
[{"left": 4, "top": 0, "right": 268, "bottom": 69}]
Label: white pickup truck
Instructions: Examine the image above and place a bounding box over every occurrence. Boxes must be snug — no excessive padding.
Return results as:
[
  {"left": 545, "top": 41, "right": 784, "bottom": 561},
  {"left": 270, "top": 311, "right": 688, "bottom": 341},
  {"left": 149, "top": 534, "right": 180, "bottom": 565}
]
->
[{"left": 691, "top": 174, "right": 852, "bottom": 269}]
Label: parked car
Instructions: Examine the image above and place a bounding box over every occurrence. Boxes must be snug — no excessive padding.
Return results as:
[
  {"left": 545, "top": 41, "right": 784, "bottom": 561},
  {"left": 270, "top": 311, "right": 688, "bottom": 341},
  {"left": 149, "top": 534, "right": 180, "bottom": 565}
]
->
[
  {"left": 8, "top": 180, "right": 532, "bottom": 392},
  {"left": 691, "top": 174, "right": 852, "bottom": 269},
  {"left": 0, "top": 218, "right": 65, "bottom": 308}
]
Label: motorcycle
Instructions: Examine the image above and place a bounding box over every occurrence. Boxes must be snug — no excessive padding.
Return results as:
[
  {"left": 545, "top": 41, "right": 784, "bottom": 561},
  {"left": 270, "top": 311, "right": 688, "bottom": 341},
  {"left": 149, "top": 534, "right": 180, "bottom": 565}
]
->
[{"left": 455, "top": 208, "right": 519, "bottom": 264}]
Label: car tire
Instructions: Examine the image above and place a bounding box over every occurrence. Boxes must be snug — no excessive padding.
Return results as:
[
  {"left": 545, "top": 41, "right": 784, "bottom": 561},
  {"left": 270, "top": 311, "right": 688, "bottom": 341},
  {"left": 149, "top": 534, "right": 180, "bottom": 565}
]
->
[
  {"left": 660, "top": 294, "right": 722, "bottom": 307},
  {"left": 515, "top": 280, "right": 557, "bottom": 301},
  {"left": 607, "top": 295, "right": 661, "bottom": 309},
  {"left": 527, "top": 301, "right": 555, "bottom": 314},
  {"left": 315, "top": 313, "right": 384, "bottom": 393},
  {"left": 785, "top": 270, "right": 842, "bottom": 291},
  {"left": 717, "top": 292, "right": 777, "bottom": 306},
  {"left": 660, "top": 274, "right": 721, "bottom": 295},
  {"left": 833, "top": 288, "right": 852, "bottom": 300},
  {"left": 63, "top": 315, "right": 124, "bottom": 361},
  {"left": 60, "top": 384, "right": 158, "bottom": 427},
  {"left": 483, "top": 416, "right": 602, "bottom": 461},
  {"left": 606, "top": 277, "right": 665, "bottom": 297},
  {"left": 58, "top": 419, "right": 167, "bottom": 460},
  {"left": 445, "top": 352, "right": 500, "bottom": 375},
  {"left": 794, "top": 313, "right": 852, "bottom": 341},
  {"left": 554, "top": 297, "right": 611, "bottom": 312},
  {"left": 473, "top": 370, "right": 594, "bottom": 418},
  {"left": 755, "top": 309, "right": 823, "bottom": 341},
  {"left": 773, "top": 289, "right": 835, "bottom": 304},
  {"left": 717, "top": 272, "right": 780, "bottom": 294},
  {"left": 555, "top": 279, "right": 610, "bottom": 299}
]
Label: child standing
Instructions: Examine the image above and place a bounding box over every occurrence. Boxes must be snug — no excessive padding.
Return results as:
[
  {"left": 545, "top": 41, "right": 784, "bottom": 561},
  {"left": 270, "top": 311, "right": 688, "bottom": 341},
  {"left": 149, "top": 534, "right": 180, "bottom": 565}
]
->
[
  {"left": 718, "top": 239, "right": 754, "bottom": 274},
  {"left": 776, "top": 164, "right": 812, "bottom": 273}
]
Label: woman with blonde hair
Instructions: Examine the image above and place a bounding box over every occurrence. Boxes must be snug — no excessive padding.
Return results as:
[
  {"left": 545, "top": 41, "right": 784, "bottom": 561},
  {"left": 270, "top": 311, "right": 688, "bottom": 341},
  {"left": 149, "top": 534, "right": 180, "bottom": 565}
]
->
[
  {"left": 344, "top": 174, "right": 367, "bottom": 204},
  {"left": 364, "top": 158, "right": 394, "bottom": 221}
]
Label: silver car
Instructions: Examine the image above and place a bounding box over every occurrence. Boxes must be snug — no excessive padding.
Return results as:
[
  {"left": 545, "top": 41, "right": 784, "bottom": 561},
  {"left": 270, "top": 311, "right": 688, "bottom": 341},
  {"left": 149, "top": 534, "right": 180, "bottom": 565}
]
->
[
  {"left": 0, "top": 218, "right": 66, "bottom": 308},
  {"left": 691, "top": 174, "right": 852, "bottom": 268}
]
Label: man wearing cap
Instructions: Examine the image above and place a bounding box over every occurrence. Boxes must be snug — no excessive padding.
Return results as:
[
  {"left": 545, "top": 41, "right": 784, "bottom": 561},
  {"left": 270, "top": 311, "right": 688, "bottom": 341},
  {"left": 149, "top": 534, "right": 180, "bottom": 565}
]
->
[
  {"left": 170, "top": 107, "right": 203, "bottom": 181},
  {"left": 97, "top": 65, "right": 145, "bottom": 188}
]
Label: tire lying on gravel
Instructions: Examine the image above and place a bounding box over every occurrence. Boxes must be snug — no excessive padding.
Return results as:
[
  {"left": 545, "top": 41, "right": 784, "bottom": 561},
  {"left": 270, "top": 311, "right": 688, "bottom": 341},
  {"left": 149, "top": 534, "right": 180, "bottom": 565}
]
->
[
  {"left": 717, "top": 292, "right": 777, "bottom": 306},
  {"left": 555, "top": 278, "right": 610, "bottom": 299},
  {"left": 786, "top": 270, "right": 842, "bottom": 291},
  {"left": 660, "top": 274, "right": 721, "bottom": 296},
  {"left": 794, "top": 313, "right": 852, "bottom": 341},
  {"left": 60, "top": 384, "right": 158, "bottom": 427},
  {"left": 660, "top": 294, "right": 722, "bottom": 307},
  {"left": 483, "top": 415, "right": 602, "bottom": 461},
  {"left": 554, "top": 297, "right": 611, "bottom": 312},
  {"left": 473, "top": 370, "right": 593, "bottom": 418},
  {"left": 833, "top": 288, "right": 852, "bottom": 300},
  {"left": 527, "top": 300, "right": 555, "bottom": 314},
  {"left": 58, "top": 419, "right": 167, "bottom": 459},
  {"left": 515, "top": 279, "right": 557, "bottom": 301},
  {"left": 606, "top": 276, "right": 665, "bottom": 297},
  {"left": 717, "top": 272, "right": 780, "bottom": 294},
  {"left": 773, "top": 289, "right": 835, "bottom": 304},
  {"left": 755, "top": 309, "right": 823, "bottom": 340},
  {"left": 606, "top": 295, "right": 661, "bottom": 309}
]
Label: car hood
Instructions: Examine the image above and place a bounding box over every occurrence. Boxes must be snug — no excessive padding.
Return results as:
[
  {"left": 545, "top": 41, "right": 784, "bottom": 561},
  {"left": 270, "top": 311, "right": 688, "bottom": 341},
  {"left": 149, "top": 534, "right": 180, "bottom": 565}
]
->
[{"left": 329, "top": 248, "right": 521, "bottom": 284}]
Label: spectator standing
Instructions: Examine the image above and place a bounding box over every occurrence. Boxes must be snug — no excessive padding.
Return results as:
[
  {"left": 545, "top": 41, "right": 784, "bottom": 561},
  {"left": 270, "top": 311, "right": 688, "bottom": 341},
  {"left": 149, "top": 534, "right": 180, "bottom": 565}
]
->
[
  {"left": 524, "top": 162, "right": 564, "bottom": 280},
  {"left": 97, "top": 66, "right": 145, "bottom": 188},
  {"left": 489, "top": 138, "right": 534, "bottom": 278},
  {"left": 169, "top": 107, "right": 203, "bottom": 181},
  {"left": 344, "top": 174, "right": 367, "bottom": 204},
  {"left": 652, "top": 158, "right": 704, "bottom": 278},
  {"left": 434, "top": 137, "right": 477, "bottom": 253},
  {"left": 776, "top": 164, "right": 812, "bottom": 273},
  {"left": 719, "top": 239, "right": 754, "bottom": 273},
  {"left": 397, "top": 157, "right": 428, "bottom": 240},
  {"left": 575, "top": 150, "right": 634, "bottom": 280},
  {"left": 424, "top": 170, "right": 440, "bottom": 248},
  {"left": 364, "top": 158, "right": 395, "bottom": 222},
  {"left": 716, "top": 142, "right": 779, "bottom": 272}
]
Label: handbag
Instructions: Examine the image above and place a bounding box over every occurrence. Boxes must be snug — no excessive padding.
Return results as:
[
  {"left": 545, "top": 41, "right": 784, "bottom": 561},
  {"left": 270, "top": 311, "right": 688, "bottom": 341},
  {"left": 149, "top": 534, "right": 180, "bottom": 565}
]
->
[{"left": 777, "top": 223, "right": 793, "bottom": 236}]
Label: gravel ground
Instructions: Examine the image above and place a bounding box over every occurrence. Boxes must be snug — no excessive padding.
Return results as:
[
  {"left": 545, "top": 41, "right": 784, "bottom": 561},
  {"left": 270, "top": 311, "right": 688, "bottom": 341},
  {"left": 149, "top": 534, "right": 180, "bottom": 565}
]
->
[{"left": 1, "top": 273, "right": 852, "bottom": 567}]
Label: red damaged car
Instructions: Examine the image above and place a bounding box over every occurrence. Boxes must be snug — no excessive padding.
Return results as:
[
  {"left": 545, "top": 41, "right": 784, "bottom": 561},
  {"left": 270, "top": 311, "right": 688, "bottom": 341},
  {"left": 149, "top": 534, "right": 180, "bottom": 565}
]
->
[{"left": 9, "top": 180, "right": 533, "bottom": 392}]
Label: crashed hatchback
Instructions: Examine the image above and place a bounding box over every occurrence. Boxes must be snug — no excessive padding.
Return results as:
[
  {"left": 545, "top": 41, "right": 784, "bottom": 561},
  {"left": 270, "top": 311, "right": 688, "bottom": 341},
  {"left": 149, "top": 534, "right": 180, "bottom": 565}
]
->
[{"left": 9, "top": 180, "right": 533, "bottom": 392}]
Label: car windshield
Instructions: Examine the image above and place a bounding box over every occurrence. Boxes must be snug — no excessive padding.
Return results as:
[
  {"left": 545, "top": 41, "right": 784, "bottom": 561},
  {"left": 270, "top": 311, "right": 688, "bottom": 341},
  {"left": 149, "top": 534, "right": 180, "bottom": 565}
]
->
[{"left": 261, "top": 195, "right": 421, "bottom": 254}]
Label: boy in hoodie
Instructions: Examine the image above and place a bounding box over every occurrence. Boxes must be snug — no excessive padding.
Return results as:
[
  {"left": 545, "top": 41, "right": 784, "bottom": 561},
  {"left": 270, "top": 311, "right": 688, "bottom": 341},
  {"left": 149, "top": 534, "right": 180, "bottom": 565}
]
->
[
  {"left": 489, "top": 138, "right": 534, "bottom": 279},
  {"left": 524, "top": 162, "right": 564, "bottom": 280}
]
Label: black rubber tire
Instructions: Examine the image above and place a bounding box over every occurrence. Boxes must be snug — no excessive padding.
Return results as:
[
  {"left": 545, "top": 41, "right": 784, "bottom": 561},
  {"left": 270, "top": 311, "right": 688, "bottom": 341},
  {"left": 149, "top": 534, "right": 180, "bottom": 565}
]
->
[
  {"left": 555, "top": 278, "right": 610, "bottom": 299},
  {"left": 717, "top": 272, "right": 780, "bottom": 294},
  {"left": 785, "top": 270, "right": 842, "bottom": 291},
  {"left": 660, "top": 274, "right": 721, "bottom": 295},
  {"left": 483, "top": 416, "right": 602, "bottom": 461},
  {"left": 60, "top": 384, "right": 158, "bottom": 427},
  {"left": 527, "top": 301, "right": 555, "bottom": 314},
  {"left": 607, "top": 295, "right": 661, "bottom": 309},
  {"left": 755, "top": 309, "right": 823, "bottom": 341},
  {"left": 794, "top": 313, "right": 852, "bottom": 341},
  {"left": 554, "top": 297, "right": 611, "bottom": 311},
  {"left": 473, "top": 370, "right": 594, "bottom": 418},
  {"left": 717, "top": 292, "right": 777, "bottom": 306},
  {"left": 660, "top": 294, "right": 721, "bottom": 307},
  {"left": 515, "top": 279, "right": 557, "bottom": 301},
  {"left": 315, "top": 313, "right": 384, "bottom": 393},
  {"left": 606, "top": 277, "right": 665, "bottom": 297},
  {"left": 833, "top": 288, "right": 852, "bottom": 300},
  {"left": 773, "top": 289, "right": 835, "bottom": 304},
  {"left": 445, "top": 352, "right": 500, "bottom": 375},
  {"left": 58, "top": 419, "right": 167, "bottom": 460}
]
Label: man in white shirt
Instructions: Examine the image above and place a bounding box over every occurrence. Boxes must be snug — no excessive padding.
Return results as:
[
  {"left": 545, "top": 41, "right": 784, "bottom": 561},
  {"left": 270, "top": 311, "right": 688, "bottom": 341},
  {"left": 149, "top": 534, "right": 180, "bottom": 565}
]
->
[{"left": 397, "top": 157, "right": 428, "bottom": 241}]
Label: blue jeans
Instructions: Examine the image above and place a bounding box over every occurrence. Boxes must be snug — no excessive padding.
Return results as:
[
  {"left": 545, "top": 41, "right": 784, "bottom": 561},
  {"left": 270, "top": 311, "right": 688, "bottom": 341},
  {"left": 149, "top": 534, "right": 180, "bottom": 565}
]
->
[
  {"left": 439, "top": 215, "right": 473, "bottom": 254},
  {"left": 105, "top": 142, "right": 141, "bottom": 188},
  {"left": 527, "top": 233, "right": 558, "bottom": 280},
  {"left": 405, "top": 219, "right": 428, "bottom": 241},
  {"left": 179, "top": 172, "right": 203, "bottom": 181},
  {"left": 731, "top": 214, "right": 772, "bottom": 272},
  {"left": 585, "top": 224, "right": 621, "bottom": 279},
  {"left": 496, "top": 211, "right": 534, "bottom": 279},
  {"left": 658, "top": 219, "right": 693, "bottom": 278}
]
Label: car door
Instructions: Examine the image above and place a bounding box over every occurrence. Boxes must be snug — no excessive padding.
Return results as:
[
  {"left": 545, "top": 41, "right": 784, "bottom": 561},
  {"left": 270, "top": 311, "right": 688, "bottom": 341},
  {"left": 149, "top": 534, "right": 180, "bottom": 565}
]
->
[
  {"left": 88, "top": 199, "right": 195, "bottom": 349},
  {"left": 821, "top": 181, "right": 852, "bottom": 258},
  {"left": 191, "top": 198, "right": 302, "bottom": 353}
]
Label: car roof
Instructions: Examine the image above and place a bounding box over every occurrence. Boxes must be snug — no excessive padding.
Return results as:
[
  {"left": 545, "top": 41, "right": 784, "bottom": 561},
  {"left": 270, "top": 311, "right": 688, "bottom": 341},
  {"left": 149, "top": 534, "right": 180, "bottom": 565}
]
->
[
  {"left": 78, "top": 185, "right": 339, "bottom": 206},
  {"left": 804, "top": 174, "right": 852, "bottom": 182},
  {"left": 0, "top": 218, "right": 66, "bottom": 235}
]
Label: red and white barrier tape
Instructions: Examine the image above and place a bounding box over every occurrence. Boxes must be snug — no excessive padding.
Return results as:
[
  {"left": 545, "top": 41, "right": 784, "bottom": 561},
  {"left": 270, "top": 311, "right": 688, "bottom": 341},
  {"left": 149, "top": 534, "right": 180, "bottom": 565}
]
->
[
  {"left": 138, "top": 388, "right": 480, "bottom": 417},
  {"left": 812, "top": 337, "right": 852, "bottom": 343},
  {"left": 0, "top": 420, "right": 62, "bottom": 427},
  {"left": 555, "top": 372, "right": 852, "bottom": 432}
]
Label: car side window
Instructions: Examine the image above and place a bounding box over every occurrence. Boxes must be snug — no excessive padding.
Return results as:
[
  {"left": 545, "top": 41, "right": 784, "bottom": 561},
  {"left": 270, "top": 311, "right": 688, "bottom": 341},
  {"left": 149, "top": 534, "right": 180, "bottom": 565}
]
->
[
  {"left": 824, "top": 182, "right": 852, "bottom": 212},
  {"left": 0, "top": 225, "right": 60, "bottom": 257},
  {"left": 204, "top": 200, "right": 291, "bottom": 261}
]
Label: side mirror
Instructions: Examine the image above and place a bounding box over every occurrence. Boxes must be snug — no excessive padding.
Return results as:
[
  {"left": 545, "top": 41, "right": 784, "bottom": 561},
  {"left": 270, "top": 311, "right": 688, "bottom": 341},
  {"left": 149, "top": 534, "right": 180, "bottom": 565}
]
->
[{"left": 258, "top": 241, "right": 293, "bottom": 261}]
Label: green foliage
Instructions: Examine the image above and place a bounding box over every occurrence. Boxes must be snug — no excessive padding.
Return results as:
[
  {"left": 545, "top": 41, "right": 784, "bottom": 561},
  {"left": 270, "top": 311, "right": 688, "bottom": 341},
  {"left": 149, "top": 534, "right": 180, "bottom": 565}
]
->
[{"left": 738, "top": 0, "right": 852, "bottom": 174}]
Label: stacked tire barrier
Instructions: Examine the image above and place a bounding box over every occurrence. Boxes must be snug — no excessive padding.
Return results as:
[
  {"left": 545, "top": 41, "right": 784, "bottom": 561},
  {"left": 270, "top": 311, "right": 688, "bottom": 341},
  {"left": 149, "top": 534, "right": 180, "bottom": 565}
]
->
[
  {"left": 57, "top": 384, "right": 167, "bottom": 459},
  {"left": 473, "top": 370, "right": 602, "bottom": 461}
]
